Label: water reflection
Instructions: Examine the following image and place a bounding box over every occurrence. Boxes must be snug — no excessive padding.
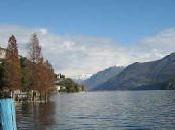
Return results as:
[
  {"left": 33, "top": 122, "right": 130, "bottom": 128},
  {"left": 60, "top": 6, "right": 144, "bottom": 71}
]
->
[
  {"left": 16, "top": 91, "right": 175, "bottom": 130},
  {"left": 16, "top": 102, "right": 56, "bottom": 130}
]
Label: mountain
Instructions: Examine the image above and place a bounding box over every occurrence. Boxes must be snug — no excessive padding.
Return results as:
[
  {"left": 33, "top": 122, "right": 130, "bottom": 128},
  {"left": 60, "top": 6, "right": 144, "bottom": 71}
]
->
[
  {"left": 82, "top": 66, "right": 124, "bottom": 90},
  {"left": 95, "top": 52, "right": 175, "bottom": 90},
  {"left": 72, "top": 74, "right": 92, "bottom": 84},
  {"left": 160, "top": 78, "right": 175, "bottom": 90},
  {"left": 72, "top": 74, "right": 93, "bottom": 80}
]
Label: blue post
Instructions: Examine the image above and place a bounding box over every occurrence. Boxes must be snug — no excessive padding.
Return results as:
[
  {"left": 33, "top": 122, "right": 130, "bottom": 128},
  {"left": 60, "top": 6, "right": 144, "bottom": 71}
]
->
[{"left": 0, "top": 98, "right": 17, "bottom": 130}]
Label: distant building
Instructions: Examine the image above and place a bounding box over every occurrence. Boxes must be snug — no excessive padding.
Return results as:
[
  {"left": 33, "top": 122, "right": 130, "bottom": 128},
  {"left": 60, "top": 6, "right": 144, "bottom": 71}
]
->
[
  {"left": 55, "top": 85, "right": 66, "bottom": 92},
  {"left": 0, "top": 47, "right": 22, "bottom": 61},
  {"left": 56, "top": 73, "right": 65, "bottom": 79},
  {"left": 55, "top": 85, "right": 61, "bottom": 91},
  {"left": 0, "top": 47, "right": 6, "bottom": 59}
]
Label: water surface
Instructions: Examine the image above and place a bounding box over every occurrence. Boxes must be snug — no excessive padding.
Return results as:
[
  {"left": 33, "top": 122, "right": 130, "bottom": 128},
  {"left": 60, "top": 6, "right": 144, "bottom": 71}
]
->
[{"left": 16, "top": 90, "right": 175, "bottom": 130}]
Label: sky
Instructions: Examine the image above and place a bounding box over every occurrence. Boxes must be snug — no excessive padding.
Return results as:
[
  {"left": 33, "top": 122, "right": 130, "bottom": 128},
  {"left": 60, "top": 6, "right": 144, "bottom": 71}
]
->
[{"left": 0, "top": 0, "right": 175, "bottom": 77}]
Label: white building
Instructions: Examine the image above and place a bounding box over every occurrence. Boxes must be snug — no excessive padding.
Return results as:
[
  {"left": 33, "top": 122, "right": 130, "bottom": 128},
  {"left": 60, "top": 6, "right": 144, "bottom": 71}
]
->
[
  {"left": 0, "top": 47, "right": 22, "bottom": 61},
  {"left": 55, "top": 85, "right": 61, "bottom": 91},
  {"left": 0, "top": 47, "right": 6, "bottom": 59}
]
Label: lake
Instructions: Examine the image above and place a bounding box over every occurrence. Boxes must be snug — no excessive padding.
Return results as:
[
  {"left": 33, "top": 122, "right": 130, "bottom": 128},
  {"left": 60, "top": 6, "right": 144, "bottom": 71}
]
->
[{"left": 16, "top": 90, "right": 175, "bottom": 130}]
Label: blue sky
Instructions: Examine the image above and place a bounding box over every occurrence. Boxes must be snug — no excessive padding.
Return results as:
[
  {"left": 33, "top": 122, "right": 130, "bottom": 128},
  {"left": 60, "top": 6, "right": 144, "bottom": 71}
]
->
[
  {"left": 0, "top": 0, "right": 175, "bottom": 76},
  {"left": 0, "top": 0, "right": 175, "bottom": 44}
]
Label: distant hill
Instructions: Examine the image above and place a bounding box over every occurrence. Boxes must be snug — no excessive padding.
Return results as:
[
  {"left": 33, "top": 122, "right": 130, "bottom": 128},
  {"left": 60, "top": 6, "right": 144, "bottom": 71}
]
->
[
  {"left": 95, "top": 52, "right": 175, "bottom": 90},
  {"left": 160, "top": 78, "right": 175, "bottom": 90},
  {"left": 57, "top": 78, "right": 85, "bottom": 92},
  {"left": 72, "top": 74, "right": 92, "bottom": 85},
  {"left": 82, "top": 66, "right": 124, "bottom": 90}
]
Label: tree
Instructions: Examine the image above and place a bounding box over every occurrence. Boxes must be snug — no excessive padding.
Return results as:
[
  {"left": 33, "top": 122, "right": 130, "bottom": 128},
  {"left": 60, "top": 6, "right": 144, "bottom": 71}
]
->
[
  {"left": 36, "top": 59, "right": 55, "bottom": 102},
  {"left": 28, "top": 33, "right": 42, "bottom": 63},
  {"left": 44, "top": 60, "right": 55, "bottom": 89},
  {"left": 43, "top": 60, "right": 55, "bottom": 100},
  {"left": 27, "top": 33, "right": 43, "bottom": 91},
  {"left": 0, "top": 61, "right": 5, "bottom": 89},
  {"left": 20, "top": 57, "right": 33, "bottom": 91},
  {"left": 27, "top": 34, "right": 56, "bottom": 102},
  {"left": 57, "top": 78, "right": 83, "bottom": 93},
  {"left": 4, "top": 35, "right": 21, "bottom": 91}
]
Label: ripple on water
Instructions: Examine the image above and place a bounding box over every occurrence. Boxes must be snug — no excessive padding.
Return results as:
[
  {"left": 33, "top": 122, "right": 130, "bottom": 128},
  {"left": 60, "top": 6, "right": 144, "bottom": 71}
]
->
[{"left": 16, "top": 90, "right": 175, "bottom": 130}]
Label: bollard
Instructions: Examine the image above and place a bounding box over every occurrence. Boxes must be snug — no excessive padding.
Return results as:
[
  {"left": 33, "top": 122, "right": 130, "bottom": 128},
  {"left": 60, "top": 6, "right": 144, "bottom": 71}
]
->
[{"left": 0, "top": 98, "right": 17, "bottom": 130}]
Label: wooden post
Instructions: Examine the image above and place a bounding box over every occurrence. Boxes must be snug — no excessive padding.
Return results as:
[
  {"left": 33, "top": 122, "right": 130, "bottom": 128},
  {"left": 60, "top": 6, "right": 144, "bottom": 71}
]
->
[{"left": 0, "top": 98, "right": 17, "bottom": 130}]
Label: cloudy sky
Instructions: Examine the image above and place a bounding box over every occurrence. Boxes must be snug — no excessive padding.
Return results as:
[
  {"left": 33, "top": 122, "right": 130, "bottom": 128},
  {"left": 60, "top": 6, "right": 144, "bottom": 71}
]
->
[{"left": 0, "top": 0, "right": 175, "bottom": 77}]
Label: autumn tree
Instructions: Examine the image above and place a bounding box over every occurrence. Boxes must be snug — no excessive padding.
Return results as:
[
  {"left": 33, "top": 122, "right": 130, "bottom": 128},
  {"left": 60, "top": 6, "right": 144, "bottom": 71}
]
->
[
  {"left": 4, "top": 35, "right": 21, "bottom": 91},
  {"left": 28, "top": 33, "right": 42, "bottom": 63},
  {"left": 20, "top": 57, "right": 33, "bottom": 91},
  {"left": 0, "top": 61, "right": 5, "bottom": 89},
  {"left": 42, "top": 60, "right": 55, "bottom": 101},
  {"left": 28, "top": 33, "right": 55, "bottom": 102},
  {"left": 35, "top": 58, "right": 45, "bottom": 98},
  {"left": 33, "top": 58, "right": 55, "bottom": 102},
  {"left": 44, "top": 60, "right": 55, "bottom": 89},
  {"left": 27, "top": 33, "right": 43, "bottom": 92}
]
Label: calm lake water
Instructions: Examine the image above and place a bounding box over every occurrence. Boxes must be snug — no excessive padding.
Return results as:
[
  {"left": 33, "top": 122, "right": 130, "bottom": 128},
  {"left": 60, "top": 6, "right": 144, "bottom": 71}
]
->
[{"left": 16, "top": 90, "right": 175, "bottom": 130}]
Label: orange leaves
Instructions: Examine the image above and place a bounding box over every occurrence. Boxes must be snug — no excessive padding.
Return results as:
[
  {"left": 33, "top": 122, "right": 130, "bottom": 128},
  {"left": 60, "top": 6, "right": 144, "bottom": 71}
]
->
[{"left": 4, "top": 35, "right": 21, "bottom": 90}]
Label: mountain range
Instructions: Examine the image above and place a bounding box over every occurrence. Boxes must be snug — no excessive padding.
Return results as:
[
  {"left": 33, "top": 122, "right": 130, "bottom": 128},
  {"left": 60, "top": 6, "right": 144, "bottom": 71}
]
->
[
  {"left": 94, "top": 52, "right": 175, "bottom": 90},
  {"left": 81, "top": 66, "right": 124, "bottom": 90}
]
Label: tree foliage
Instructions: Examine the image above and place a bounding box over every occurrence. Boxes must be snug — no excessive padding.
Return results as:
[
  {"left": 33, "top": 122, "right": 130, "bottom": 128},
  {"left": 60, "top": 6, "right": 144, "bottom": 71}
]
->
[
  {"left": 0, "top": 34, "right": 82, "bottom": 100},
  {"left": 57, "top": 78, "right": 85, "bottom": 92},
  {"left": 28, "top": 33, "right": 42, "bottom": 63},
  {"left": 0, "top": 61, "right": 5, "bottom": 89},
  {"left": 27, "top": 34, "right": 56, "bottom": 100},
  {"left": 20, "top": 57, "right": 33, "bottom": 91},
  {"left": 4, "top": 35, "right": 21, "bottom": 91}
]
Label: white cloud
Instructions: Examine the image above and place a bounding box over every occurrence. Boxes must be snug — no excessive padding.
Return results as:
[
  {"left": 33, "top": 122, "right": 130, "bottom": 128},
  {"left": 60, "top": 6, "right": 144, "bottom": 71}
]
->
[
  {"left": 0, "top": 25, "right": 175, "bottom": 77},
  {"left": 39, "top": 28, "right": 48, "bottom": 35},
  {"left": 134, "top": 28, "right": 175, "bottom": 61}
]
